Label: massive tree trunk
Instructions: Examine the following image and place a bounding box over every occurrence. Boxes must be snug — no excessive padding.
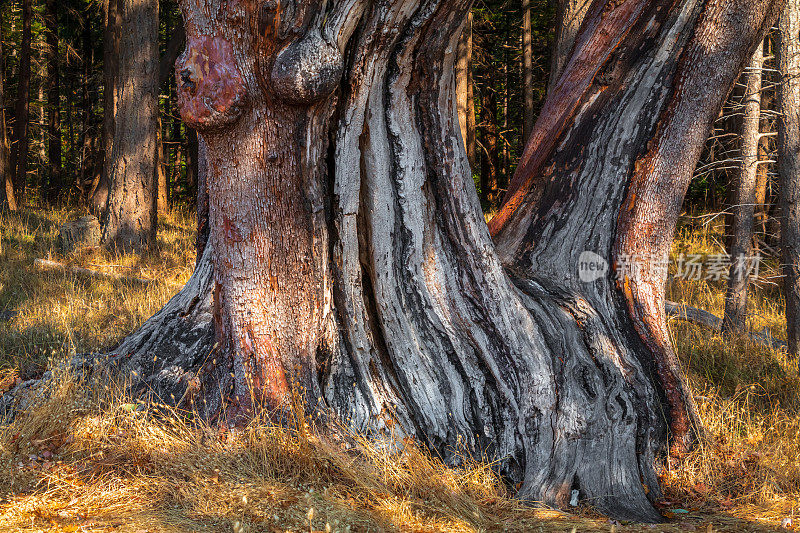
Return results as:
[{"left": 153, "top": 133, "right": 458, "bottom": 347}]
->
[
  {"left": 778, "top": 0, "right": 800, "bottom": 365},
  {"left": 45, "top": 0, "right": 61, "bottom": 204},
  {"left": 100, "top": 0, "right": 159, "bottom": 251},
  {"left": 103, "top": 0, "right": 780, "bottom": 522},
  {"left": 11, "top": 0, "right": 32, "bottom": 206},
  {"left": 723, "top": 45, "right": 764, "bottom": 334},
  {"left": 491, "top": 0, "right": 779, "bottom": 450}
]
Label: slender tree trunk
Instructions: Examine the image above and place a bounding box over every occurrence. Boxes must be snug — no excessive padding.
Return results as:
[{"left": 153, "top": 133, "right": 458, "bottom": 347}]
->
[
  {"left": 480, "top": 88, "right": 498, "bottom": 206},
  {"left": 723, "top": 45, "right": 764, "bottom": 334},
  {"left": 548, "top": 0, "right": 591, "bottom": 94},
  {"left": 522, "top": 0, "right": 534, "bottom": 142},
  {"left": 778, "top": 0, "right": 800, "bottom": 365},
  {"left": 185, "top": 126, "right": 199, "bottom": 203},
  {"left": 157, "top": 115, "right": 168, "bottom": 214},
  {"left": 0, "top": 8, "right": 15, "bottom": 212},
  {"left": 466, "top": 14, "right": 476, "bottom": 170},
  {"left": 103, "top": 0, "right": 781, "bottom": 522},
  {"left": 45, "top": 0, "right": 61, "bottom": 204},
  {"left": 94, "top": 0, "right": 119, "bottom": 215},
  {"left": 502, "top": 56, "right": 509, "bottom": 187},
  {"left": 100, "top": 0, "right": 159, "bottom": 252},
  {"left": 170, "top": 118, "right": 183, "bottom": 201},
  {"left": 11, "top": 0, "right": 32, "bottom": 206},
  {"left": 78, "top": 17, "right": 93, "bottom": 202},
  {"left": 455, "top": 13, "right": 476, "bottom": 170},
  {"left": 755, "top": 136, "right": 771, "bottom": 242}
]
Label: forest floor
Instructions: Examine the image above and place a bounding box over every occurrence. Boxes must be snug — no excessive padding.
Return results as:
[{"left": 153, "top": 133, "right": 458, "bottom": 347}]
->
[{"left": 0, "top": 207, "right": 797, "bottom": 532}]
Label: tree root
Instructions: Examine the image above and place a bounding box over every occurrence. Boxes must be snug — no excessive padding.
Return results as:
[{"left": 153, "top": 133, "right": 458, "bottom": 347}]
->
[{"left": 665, "top": 300, "right": 786, "bottom": 350}]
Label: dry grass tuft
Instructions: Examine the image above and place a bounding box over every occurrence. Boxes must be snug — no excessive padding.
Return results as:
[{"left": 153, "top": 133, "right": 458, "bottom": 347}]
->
[{"left": 0, "top": 208, "right": 797, "bottom": 532}]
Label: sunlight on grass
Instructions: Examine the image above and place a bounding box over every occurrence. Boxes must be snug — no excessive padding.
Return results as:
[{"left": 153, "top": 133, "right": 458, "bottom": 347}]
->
[{"left": 0, "top": 208, "right": 797, "bottom": 532}]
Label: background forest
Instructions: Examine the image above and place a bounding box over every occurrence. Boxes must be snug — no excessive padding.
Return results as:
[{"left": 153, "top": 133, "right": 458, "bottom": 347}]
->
[{"left": 0, "top": 0, "right": 799, "bottom": 531}]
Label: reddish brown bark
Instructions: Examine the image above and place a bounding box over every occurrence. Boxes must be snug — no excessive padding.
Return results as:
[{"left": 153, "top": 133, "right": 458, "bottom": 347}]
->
[{"left": 176, "top": 15, "right": 339, "bottom": 418}]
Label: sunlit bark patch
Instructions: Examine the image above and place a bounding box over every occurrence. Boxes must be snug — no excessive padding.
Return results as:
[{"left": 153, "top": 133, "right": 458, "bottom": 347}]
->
[{"left": 176, "top": 36, "right": 247, "bottom": 130}]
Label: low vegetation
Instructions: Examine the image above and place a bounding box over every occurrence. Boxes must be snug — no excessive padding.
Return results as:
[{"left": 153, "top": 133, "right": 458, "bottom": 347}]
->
[{"left": 0, "top": 208, "right": 797, "bottom": 532}]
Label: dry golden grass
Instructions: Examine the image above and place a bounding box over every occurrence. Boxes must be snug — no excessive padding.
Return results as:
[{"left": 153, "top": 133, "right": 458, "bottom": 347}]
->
[{"left": 0, "top": 208, "right": 797, "bottom": 532}]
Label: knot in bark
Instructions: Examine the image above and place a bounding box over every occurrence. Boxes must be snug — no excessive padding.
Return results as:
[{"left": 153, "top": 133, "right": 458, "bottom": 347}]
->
[
  {"left": 269, "top": 30, "right": 343, "bottom": 105},
  {"left": 176, "top": 36, "right": 247, "bottom": 131}
]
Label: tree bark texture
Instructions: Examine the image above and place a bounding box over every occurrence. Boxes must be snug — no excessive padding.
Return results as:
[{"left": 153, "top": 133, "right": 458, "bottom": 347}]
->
[
  {"left": 723, "top": 45, "right": 763, "bottom": 335},
  {"left": 106, "top": 0, "right": 780, "bottom": 522},
  {"left": 491, "top": 0, "right": 780, "bottom": 449},
  {"left": 778, "top": 0, "right": 800, "bottom": 363},
  {"left": 11, "top": 0, "right": 32, "bottom": 205},
  {"left": 100, "top": 0, "right": 159, "bottom": 252}
]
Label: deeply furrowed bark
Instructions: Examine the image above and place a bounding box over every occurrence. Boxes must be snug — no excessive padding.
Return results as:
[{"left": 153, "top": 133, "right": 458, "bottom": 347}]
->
[
  {"left": 102, "top": 0, "right": 778, "bottom": 522},
  {"left": 490, "top": 0, "right": 781, "bottom": 451}
]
